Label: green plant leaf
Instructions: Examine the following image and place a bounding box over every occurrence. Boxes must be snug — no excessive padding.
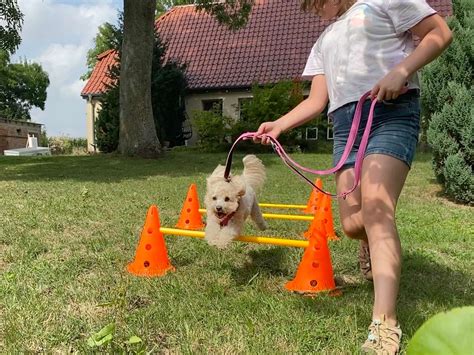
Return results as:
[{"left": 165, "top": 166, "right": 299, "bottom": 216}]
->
[
  {"left": 86, "top": 323, "right": 115, "bottom": 348},
  {"left": 407, "top": 306, "right": 474, "bottom": 354},
  {"left": 125, "top": 335, "right": 142, "bottom": 344}
]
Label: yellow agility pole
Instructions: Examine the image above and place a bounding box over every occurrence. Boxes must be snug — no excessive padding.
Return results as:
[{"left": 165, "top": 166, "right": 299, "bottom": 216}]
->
[
  {"left": 159, "top": 227, "right": 309, "bottom": 248},
  {"left": 259, "top": 203, "right": 307, "bottom": 209},
  {"left": 198, "top": 209, "right": 313, "bottom": 221}
]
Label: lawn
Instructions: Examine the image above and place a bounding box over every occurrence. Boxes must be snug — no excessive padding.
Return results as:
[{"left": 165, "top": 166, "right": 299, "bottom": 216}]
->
[{"left": 0, "top": 151, "right": 472, "bottom": 353}]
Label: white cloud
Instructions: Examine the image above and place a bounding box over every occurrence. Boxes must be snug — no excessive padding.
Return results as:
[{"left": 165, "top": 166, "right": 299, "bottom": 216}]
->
[{"left": 12, "top": 0, "right": 121, "bottom": 137}]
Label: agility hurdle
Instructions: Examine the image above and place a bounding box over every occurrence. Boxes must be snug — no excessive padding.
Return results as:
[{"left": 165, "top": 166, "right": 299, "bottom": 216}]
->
[
  {"left": 197, "top": 209, "right": 313, "bottom": 221},
  {"left": 127, "top": 205, "right": 339, "bottom": 295},
  {"left": 258, "top": 203, "right": 307, "bottom": 209},
  {"left": 160, "top": 227, "right": 309, "bottom": 248}
]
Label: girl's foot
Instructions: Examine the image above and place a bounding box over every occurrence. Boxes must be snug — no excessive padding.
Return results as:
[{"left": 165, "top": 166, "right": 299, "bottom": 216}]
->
[
  {"left": 361, "top": 314, "right": 402, "bottom": 354},
  {"left": 359, "top": 240, "right": 373, "bottom": 281}
]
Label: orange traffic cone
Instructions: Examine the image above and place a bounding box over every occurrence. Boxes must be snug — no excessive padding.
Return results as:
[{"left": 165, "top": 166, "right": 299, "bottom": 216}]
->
[
  {"left": 303, "top": 211, "right": 321, "bottom": 239},
  {"left": 285, "top": 226, "right": 339, "bottom": 295},
  {"left": 319, "top": 194, "right": 338, "bottom": 241},
  {"left": 176, "top": 184, "right": 205, "bottom": 230},
  {"left": 303, "top": 178, "right": 323, "bottom": 214},
  {"left": 303, "top": 193, "right": 339, "bottom": 240},
  {"left": 127, "top": 205, "right": 175, "bottom": 277}
]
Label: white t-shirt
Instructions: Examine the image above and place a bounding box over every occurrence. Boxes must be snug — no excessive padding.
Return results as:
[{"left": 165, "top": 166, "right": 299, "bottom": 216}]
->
[{"left": 302, "top": 0, "right": 437, "bottom": 113}]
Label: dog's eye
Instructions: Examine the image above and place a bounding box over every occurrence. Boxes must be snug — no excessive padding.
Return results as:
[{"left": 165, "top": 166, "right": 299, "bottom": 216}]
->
[
  {"left": 212, "top": 196, "right": 217, "bottom": 200},
  {"left": 225, "top": 197, "right": 230, "bottom": 202}
]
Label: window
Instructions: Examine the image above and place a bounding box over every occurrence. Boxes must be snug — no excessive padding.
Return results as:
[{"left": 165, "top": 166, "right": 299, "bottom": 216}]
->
[
  {"left": 238, "top": 97, "right": 253, "bottom": 120},
  {"left": 327, "top": 115, "right": 334, "bottom": 140},
  {"left": 202, "top": 99, "right": 223, "bottom": 116},
  {"left": 305, "top": 127, "right": 319, "bottom": 140}
]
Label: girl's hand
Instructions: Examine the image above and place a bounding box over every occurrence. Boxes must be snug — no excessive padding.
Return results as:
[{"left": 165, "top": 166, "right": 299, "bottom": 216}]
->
[
  {"left": 253, "top": 121, "right": 283, "bottom": 145},
  {"left": 371, "top": 67, "right": 409, "bottom": 101}
]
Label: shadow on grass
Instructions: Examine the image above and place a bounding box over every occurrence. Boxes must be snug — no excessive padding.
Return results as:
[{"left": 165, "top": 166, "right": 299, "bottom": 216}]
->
[
  {"left": 229, "top": 248, "right": 294, "bottom": 285},
  {"left": 0, "top": 151, "right": 282, "bottom": 183},
  {"left": 230, "top": 247, "right": 472, "bottom": 331},
  {"left": 398, "top": 251, "right": 473, "bottom": 334}
]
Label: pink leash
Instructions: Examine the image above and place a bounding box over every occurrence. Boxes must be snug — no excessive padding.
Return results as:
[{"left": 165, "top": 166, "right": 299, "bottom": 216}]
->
[{"left": 224, "top": 91, "right": 378, "bottom": 199}]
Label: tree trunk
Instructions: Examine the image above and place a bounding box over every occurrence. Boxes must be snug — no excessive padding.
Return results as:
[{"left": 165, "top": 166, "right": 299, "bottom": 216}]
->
[{"left": 118, "top": 0, "right": 161, "bottom": 157}]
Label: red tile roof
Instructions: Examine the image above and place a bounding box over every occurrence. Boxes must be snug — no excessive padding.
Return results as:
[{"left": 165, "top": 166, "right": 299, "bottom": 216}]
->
[
  {"left": 81, "top": 49, "right": 118, "bottom": 97},
  {"left": 81, "top": 0, "right": 452, "bottom": 96}
]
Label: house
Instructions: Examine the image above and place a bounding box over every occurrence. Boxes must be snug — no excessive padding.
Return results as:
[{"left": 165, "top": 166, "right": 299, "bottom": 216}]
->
[
  {"left": 81, "top": 0, "right": 453, "bottom": 151},
  {"left": 0, "top": 118, "right": 43, "bottom": 155}
]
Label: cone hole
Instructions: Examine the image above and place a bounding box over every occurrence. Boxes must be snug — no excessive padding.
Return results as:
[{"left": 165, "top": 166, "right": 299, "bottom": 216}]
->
[
  {"left": 188, "top": 198, "right": 193, "bottom": 202},
  {"left": 185, "top": 219, "right": 190, "bottom": 224},
  {"left": 324, "top": 207, "right": 328, "bottom": 211},
  {"left": 312, "top": 262, "right": 319, "bottom": 268},
  {"left": 187, "top": 208, "right": 191, "bottom": 213},
  {"left": 324, "top": 218, "right": 328, "bottom": 224},
  {"left": 314, "top": 244, "right": 321, "bottom": 251},
  {"left": 310, "top": 280, "right": 318, "bottom": 287},
  {"left": 147, "top": 228, "right": 153, "bottom": 234},
  {"left": 144, "top": 261, "right": 150, "bottom": 268},
  {"left": 145, "top": 244, "right": 152, "bottom": 250}
]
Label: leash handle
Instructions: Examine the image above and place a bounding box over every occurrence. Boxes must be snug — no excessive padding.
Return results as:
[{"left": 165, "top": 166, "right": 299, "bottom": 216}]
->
[{"left": 224, "top": 91, "right": 378, "bottom": 198}]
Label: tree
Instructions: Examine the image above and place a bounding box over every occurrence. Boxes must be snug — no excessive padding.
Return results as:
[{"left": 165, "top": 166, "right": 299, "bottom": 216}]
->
[
  {"left": 0, "top": 50, "right": 49, "bottom": 120},
  {"left": 151, "top": 34, "right": 187, "bottom": 147},
  {"left": 94, "top": 22, "right": 187, "bottom": 152},
  {"left": 119, "top": 0, "right": 161, "bottom": 157},
  {"left": 423, "top": 0, "right": 473, "bottom": 204},
  {"left": 156, "top": 0, "right": 195, "bottom": 18},
  {"left": 81, "top": 23, "right": 117, "bottom": 80},
  {"left": 0, "top": 0, "right": 23, "bottom": 55},
  {"left": 196, "top": 0, "right": 253, "bottom": 30},
  {"left": 119, "top": 0, "right": 253, "bottom": 157}
]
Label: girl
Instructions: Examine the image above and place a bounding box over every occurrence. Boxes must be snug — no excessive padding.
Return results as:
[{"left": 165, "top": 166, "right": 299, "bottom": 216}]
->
[{"left": 253, "top": 0, "right": 452, "bottom": 353}]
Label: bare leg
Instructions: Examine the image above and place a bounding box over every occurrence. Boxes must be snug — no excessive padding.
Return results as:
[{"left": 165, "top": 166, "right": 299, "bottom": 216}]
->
[
  {"left": 360, "top": 154, "right": 409, "bottom": 325},
  {"left": 336, "top": 168, "right": 366, "bottom": 241}
]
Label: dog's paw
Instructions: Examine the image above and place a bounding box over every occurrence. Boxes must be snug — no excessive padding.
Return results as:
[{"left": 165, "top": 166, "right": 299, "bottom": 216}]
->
[
  {"left": 258, "top": 220, "right": 268, "bottom": 231},
  {"left": 206, "top": 237, "right": 232, "bottom": 249}
]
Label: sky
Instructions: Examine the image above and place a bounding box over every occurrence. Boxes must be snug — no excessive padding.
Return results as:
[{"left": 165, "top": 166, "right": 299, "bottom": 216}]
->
[{"left": 13, "top": 0, "right": 123, "bottom": 137}]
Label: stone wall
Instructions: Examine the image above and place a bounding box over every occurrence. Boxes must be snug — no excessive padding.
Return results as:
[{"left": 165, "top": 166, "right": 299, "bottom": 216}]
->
[{"left": 0, "top": 119, "right": 42, "bottom": 154}]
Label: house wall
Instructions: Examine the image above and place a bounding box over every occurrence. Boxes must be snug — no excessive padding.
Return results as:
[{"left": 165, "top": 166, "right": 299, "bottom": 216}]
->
[
  {"left": 0, "top": 119, "right": 42, "bottom": 154},
  {"left": 85, "top": 97, "right": 102, "bottom": 152},
  {"left": 84, "top": 88, "right": 315, "bottom": 148}
]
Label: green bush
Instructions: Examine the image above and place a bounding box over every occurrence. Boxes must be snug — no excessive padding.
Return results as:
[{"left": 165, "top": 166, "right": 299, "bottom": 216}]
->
[
  {"left": 47, "top": 136, "right": 88, "bottom": 155},
  {"left": 95, "top": 85, "right": 119, "bottom": 153},
  {"left": 193, "top": 109, "right": 232, "bottom": 151},
  {"left": 231, "top": 80, "right": 306, "bottom": 145},
  {"left": 193, "top": 80, "right": 331, "bottom": 153},
  {"left": 422, "top": 0, "right": 473, "bottom": 204}
]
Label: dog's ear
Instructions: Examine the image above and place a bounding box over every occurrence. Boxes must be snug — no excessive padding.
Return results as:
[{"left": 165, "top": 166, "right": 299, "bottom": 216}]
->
[
  {"left": 232, "top": 176, "right": 246, "bottom": 197},
  {"left": 211, "top": 164, "right": 225, "bottom": 176},
  {"left": 207, "top": 165, "right": 226, "bottom": 187}
]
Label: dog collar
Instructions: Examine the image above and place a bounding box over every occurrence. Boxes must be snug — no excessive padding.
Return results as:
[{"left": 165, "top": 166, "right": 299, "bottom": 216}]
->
[{"left": 219, "top": 212, "right": 236, "bottom": 227}]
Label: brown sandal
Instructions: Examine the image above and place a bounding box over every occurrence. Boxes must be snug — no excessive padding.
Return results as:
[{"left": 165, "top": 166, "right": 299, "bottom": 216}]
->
[{"left": 359, "top": 240, "right": 373, "bottom": 281}]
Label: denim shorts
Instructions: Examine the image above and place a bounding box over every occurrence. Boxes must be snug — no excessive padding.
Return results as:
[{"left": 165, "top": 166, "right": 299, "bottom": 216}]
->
[{"left": 330, "top": 90, "right": 421, "bottom": 170}]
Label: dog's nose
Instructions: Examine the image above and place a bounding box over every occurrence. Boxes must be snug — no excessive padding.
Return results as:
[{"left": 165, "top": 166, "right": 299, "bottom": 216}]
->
[{"left": 216, "top": 205, "right": 223, "bottom": 212}]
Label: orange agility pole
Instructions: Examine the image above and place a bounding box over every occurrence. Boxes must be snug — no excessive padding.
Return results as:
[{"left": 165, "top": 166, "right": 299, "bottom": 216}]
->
[
  {"left": 127, "top": 205, "right": 175, "bottom": 277},
  {"left": 285, "top": 225, "right": 339, "bottom": 295},
  {"left": 303, "top": 178, "right": 323, "bottom": 214},
  {"left": 176, "top": 184, "right": 205, "bottom": 230}
]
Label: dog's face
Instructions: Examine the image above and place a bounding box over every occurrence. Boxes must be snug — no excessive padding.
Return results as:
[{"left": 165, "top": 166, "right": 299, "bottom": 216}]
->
[{"left": 205, "top": 165, "right": 246, "bottom": 218}]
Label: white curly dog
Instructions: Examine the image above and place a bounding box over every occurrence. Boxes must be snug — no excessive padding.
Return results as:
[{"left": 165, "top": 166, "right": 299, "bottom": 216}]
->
[{"left": 204, "top": 155, "right": 267, "bottom": 249}]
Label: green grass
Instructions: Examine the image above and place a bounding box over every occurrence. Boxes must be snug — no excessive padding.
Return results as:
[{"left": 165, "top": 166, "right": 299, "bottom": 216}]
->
[{"left": 0, "top": 151, "right": 472, "bottom": 353}]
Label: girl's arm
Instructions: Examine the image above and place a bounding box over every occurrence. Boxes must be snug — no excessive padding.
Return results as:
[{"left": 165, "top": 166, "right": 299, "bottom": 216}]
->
[
  {"left": 371, "top": 13, "right": 453, "bottom": 101},
  {"left": 254, "top": 74, "right": 329, "bottom": 145}
]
